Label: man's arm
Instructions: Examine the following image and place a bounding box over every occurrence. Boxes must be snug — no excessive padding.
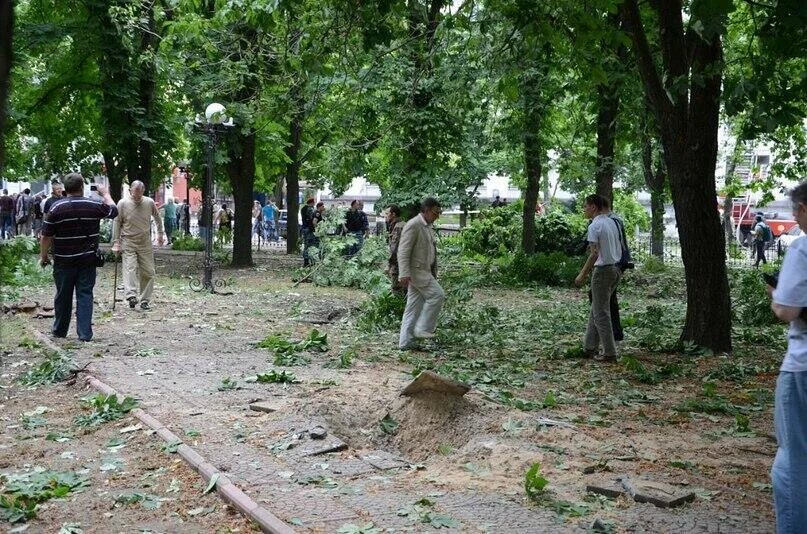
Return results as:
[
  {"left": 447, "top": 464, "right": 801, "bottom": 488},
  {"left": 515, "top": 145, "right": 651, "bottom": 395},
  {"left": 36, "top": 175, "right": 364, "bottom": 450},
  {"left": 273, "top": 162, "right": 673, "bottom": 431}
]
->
[
  {"left": 575, "top": 242, "right": 599, "bottom": 287},
  {"left": 39, "top": 235, "right": 53, "bottom": 266},
  {"left": 111, "top": 199, "right": 123, "bottom": 249},
  {"left": 397, "top": 223, "right": 415, "bottom": 285},
  {"left": 772, "top": 302, "right": 802, "bottom": 323}
]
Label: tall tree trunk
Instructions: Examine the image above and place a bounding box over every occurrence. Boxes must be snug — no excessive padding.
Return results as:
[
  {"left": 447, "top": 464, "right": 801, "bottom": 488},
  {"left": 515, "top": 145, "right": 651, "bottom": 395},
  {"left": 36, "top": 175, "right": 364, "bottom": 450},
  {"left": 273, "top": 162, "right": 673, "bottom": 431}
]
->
[
  {"left": 0, "top": 0, "right": 12, "bottom": 177},
  {"left": 521, "top": 68, "right": 544, "bottom": 254},
  {"left": 227, "top": 131, "right": 255, "bottom": 267},
  {"left": 285, "top": 86, "right": 304, "bottom": 253},
  {"left": 640, "top": 110, "right": 665, "bottom": 258},
  {"left": 103, "top": 152, "right": 124, "bottom": 202},
  {"left": 136, "top": 2, "right": 156, "bottom": 195},
  {"left": 595, "top": 83, "right": 619, "bottom": 203},
  {"left": 621, "top": 0, "right": 732, "bottom": 352}
]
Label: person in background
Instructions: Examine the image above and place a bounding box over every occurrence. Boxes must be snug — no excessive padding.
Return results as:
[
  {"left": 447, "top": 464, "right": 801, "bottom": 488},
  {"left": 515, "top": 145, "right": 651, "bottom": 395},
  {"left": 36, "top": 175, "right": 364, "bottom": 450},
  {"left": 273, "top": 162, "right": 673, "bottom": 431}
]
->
[
  {"left": 344, "top": 199, "right": 369, "bottom": 255},
  {"left": 33, "top": 192, "right": 47, "bottom": 236},
  {"left": 752, "top": 213, "right": 772, "bottom": 268},
  {"left": 768, "top": 181, "right": 807, "bottom": 534},
  {"left": 262, "top": 198, "right": 279, "bottom": 241},
  {"left": 575, "top": 193, "right": 623, "bottom": 362},
  {"left": 300, "top": 198, "right": 316, "bottom": 267},
  {"left": 111, "top": 181, "right": 165, "bottom": 310},
  {"left": 43, "top": 182, "right": 65, "bottom": 215},
  {"left": 397, "top": 198, "right": 444, "bottom": 350},
  {"left": 215, "top": 203, "right": 234, "bottom": 244},
  {"left": 385, "top": 204, "right": 405, "bottom": 296},
  {"left": 39, "top": 174, "right": 118, "bottom": 341},
  {"left": 15, "top": 188, "right": 34, "bottom": 236},
  {"left": 252, "top": 200, "right": 263, "bottom": 241},
  {"left": 0, "top": 189, "right": 14, "bottom": 239},
  {"left": 162, "top": 198, "right": 177, "bottom": 245}
]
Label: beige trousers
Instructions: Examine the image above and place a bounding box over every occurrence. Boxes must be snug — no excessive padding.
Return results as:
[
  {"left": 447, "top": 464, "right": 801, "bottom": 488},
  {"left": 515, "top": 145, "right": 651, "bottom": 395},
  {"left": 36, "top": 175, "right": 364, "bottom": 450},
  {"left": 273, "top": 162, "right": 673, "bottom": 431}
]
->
[{"left": 122, "top": 243, "right": 156, "bottom": 303}]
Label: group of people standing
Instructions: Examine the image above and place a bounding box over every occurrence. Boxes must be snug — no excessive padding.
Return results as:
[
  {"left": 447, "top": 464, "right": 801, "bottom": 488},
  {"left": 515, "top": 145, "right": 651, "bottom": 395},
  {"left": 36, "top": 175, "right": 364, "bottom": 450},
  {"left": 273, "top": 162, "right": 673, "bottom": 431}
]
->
[
  {"left": 0, "top": 186, "right": 59, "bottom": 239},
  {"left": 38, "top": 176, "right": 165, "bottom": 340}
]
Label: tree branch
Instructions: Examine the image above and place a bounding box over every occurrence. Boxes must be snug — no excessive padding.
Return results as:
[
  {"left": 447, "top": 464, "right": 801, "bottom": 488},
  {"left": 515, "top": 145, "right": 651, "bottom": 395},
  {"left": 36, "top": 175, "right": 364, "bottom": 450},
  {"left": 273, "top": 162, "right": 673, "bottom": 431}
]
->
[{"left": 619, "top": 0, "right": 672, "bottom": 117}]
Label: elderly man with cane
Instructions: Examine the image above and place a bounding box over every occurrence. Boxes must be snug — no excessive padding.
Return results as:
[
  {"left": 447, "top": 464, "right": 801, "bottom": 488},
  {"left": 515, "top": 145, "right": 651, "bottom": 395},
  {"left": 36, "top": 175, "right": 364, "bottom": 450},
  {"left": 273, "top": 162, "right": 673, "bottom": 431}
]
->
[{"left": 112, "top": 181, "right": 165, "bottom": 310}]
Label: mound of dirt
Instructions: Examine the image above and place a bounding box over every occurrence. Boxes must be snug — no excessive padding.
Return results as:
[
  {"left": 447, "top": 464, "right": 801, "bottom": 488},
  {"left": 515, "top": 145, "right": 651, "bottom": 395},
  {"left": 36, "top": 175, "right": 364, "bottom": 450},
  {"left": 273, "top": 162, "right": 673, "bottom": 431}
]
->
[{"left": 388, "top": 392, "right": 501, "bottom": 461}]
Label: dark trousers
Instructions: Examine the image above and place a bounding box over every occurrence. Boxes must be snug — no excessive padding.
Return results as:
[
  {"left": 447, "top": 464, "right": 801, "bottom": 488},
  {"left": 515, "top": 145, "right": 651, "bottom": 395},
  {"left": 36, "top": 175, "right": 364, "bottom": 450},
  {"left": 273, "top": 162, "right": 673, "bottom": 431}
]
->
[
  {"left": 755, "top": 241, "right": 767, "bottom": 266},
  {"left": 0, "top": 213, "right": 13, "bottom": 238},
  {"left": 52, "top": 263, "right": 97, "bottom": 341}
]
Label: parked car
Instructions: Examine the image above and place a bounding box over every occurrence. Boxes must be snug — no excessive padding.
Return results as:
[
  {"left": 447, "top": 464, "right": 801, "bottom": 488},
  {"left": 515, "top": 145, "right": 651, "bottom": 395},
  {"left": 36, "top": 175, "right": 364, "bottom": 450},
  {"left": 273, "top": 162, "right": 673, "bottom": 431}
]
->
[
  {"left": 778, "top": 225, "right": 805, "bottom": 248},
  {"left": 277, "top": 209, "right": 303, "bottom": 239}
]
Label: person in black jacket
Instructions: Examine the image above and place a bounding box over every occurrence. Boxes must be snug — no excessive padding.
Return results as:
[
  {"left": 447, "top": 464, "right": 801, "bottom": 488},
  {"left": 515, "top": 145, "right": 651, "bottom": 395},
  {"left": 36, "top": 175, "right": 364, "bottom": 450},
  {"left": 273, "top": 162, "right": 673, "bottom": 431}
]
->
[{"left": 344, "top": 200, "right": 369, "bottom": 256}]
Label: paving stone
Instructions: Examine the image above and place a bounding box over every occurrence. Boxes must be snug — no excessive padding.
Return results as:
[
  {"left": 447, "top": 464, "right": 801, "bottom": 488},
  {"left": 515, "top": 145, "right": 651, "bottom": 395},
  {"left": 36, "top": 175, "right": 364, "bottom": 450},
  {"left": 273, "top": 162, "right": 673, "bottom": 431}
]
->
[
  {"left": 359, "top": 450, "right": 410, "bottom": 470},
  {"left": 295, "top": 436, "right": 348, "bottom": 457},
  {"left": 587, "top": 474, "right": 696, "bottom": 508},
  {"left": 401, "top": 370, "right": 470, "bottom": 396},
  {"left": 249, "top": 401, "right": 284, "bottom": 413}
]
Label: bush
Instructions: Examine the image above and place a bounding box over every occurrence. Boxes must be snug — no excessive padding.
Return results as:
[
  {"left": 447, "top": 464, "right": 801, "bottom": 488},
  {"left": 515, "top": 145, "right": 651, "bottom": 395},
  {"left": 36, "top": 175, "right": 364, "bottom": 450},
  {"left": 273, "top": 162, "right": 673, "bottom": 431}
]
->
[
  {"left": 357, "top": 290, "right": 406, "bottom": 332},
  {"left": 307, "top": 208, "right": 391, "bottom": 292},
  {"left": 731, "top": 268, "right": 779, "bottom": 326},
  {"left": 171, "top": 234, "right": 204, "bottom": 251},
  {"left": 457, "top": 203, "right": 522, "bottom": 257},
  {"left": 458, "top": 203, "right": 587, "bottom": 258},
  {"left": 501, "top": 251, "right": 583, "bottom": 286},
  {"left": 533, "top": 209, "right": 588, "bottom": 255}
]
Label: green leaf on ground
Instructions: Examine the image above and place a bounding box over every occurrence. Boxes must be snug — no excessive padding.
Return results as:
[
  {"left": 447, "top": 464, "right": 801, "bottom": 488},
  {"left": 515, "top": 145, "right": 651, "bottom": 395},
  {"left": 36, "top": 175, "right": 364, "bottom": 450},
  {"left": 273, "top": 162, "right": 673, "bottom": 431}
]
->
[{"left": 203, "top": 473, "right": 219, "bottom": 494}]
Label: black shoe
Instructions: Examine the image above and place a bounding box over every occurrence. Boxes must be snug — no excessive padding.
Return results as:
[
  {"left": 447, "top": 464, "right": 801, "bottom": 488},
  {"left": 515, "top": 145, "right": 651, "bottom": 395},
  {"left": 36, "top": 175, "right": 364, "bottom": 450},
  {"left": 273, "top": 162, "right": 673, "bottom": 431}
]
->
[
  {"left": 128, "top": 297, "right": 137, "bottom": 309},
  {"left": 140, "top": 301, "right": 150, "bottom": 310}
]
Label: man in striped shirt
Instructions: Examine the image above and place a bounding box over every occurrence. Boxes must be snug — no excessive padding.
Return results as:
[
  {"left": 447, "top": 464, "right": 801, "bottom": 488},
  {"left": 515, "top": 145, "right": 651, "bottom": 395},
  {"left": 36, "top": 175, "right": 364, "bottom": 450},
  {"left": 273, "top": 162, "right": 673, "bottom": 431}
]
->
[{"left": 39, "top": 173, "right": 118, "bottom": 342}]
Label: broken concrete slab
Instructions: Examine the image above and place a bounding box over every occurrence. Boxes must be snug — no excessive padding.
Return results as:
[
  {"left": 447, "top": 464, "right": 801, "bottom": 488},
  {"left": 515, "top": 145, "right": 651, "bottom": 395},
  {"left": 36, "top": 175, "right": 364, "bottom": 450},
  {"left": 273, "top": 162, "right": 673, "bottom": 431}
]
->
[
  {"left": 309, "top": 426, "right": 327, "bottom": 440},
  {"left": 401, "top": 370, "right": 470, "bottom": 397},
  {"left": 360, "top": 450, "right": 410, "bottom": 470},
  {"left": 298, "top": 436, "right": 347, "bottom": 457},
  {"left": 586, "top": 478, "right": 626, "bottom": 500},
  {"left": 249, "top": 401, "right": 284, "bottom": 413},
  {"left": 586, "top": 474, "right": 696, "bottom": 508}
]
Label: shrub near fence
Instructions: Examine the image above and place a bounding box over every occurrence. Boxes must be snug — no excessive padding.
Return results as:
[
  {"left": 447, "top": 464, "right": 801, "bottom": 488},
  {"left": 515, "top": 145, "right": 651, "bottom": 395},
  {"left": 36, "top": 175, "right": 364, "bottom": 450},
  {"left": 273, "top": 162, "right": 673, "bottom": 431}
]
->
[{"left": 632, "top": 233, "right": 789, "bottom": 269}]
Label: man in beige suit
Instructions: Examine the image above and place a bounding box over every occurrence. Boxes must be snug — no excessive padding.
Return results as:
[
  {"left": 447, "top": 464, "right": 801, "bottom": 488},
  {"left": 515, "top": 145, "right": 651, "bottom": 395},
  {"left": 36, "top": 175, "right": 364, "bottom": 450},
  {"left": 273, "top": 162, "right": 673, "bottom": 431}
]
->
[
  {"left": 398, "top": 197, "right": 444, "bottom": 349},
  {"left": 112, "top": 181, "right": 164, "bottom": 310}
]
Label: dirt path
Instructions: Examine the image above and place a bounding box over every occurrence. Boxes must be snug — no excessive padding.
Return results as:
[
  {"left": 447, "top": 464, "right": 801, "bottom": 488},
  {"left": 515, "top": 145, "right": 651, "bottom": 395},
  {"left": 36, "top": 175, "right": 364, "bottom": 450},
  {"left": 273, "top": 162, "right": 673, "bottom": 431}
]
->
[
  {"left": 0, "top": 316, "right": 259, "bottom": 533},
  {"left": 12, "top": 254, "right": 777, "bottom": 533}
]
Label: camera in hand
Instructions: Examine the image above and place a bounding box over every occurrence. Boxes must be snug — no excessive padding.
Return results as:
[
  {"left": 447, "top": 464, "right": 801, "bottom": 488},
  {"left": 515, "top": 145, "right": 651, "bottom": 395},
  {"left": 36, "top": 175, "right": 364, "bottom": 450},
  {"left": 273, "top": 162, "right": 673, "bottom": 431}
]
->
[{"left": 764, "top": 271, "right": 807, "bottom": 321}]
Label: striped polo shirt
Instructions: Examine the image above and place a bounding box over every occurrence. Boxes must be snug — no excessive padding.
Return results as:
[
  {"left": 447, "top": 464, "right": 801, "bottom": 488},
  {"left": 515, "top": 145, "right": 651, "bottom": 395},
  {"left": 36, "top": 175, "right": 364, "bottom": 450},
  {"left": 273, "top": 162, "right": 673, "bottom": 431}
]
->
[{"left": 41, "top": 197, "right": 118, "bottom": 267}]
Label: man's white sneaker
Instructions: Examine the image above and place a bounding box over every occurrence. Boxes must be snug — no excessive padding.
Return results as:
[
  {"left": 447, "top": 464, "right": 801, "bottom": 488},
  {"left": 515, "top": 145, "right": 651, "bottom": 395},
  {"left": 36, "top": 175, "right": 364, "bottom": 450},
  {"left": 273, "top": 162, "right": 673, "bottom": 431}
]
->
[{"left": 413, "top": 330, "right": 435, "bottom": 339}]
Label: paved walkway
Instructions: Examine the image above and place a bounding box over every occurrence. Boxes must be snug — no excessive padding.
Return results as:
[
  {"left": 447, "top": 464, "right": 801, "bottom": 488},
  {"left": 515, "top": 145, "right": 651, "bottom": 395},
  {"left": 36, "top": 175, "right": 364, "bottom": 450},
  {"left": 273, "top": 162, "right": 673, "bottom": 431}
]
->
[{"left": 30, "top": 265, "right": 774, "bottom": 533}]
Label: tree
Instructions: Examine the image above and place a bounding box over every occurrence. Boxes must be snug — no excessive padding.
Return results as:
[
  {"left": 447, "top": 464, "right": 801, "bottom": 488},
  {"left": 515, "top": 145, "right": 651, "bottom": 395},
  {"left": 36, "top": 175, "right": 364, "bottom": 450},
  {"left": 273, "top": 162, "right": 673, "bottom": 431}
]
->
[
  {"left": 619, "top": 0, "right": 732, "bottom": 351},
  {"left": 0, "top": 0, "right": 12, "bottom": 177}
]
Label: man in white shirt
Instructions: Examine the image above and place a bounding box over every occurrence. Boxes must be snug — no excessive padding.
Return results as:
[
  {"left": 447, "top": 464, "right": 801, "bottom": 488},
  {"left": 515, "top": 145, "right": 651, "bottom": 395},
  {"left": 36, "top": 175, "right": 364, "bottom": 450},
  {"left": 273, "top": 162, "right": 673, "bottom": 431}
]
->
[
  {"left": 768, "top": 181, "right": 807, "bottom": 533},
  {"left": 575, "top": 194, "right": 623, "bottom": 361},
  {"left": 397, "top": 197, "right": 444, "bottom": 350}
]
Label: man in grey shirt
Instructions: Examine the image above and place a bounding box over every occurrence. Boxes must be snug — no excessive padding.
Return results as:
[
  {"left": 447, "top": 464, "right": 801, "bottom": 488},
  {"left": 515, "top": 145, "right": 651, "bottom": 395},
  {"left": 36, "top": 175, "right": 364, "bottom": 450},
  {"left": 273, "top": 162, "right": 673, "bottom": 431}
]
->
[
  {"left": 768, "top": 181, "right": 807, "bottom": 533},
  {"left": 575, "top": 193, "right": 623, "bottom": 361}
]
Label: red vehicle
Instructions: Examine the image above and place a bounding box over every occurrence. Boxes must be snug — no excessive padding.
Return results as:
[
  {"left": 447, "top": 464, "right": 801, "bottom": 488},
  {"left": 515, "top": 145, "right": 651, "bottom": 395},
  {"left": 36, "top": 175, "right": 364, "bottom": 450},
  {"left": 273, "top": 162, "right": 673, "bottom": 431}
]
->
[{"left": 729, "top": 196, "right": 798, "bottom": 244}]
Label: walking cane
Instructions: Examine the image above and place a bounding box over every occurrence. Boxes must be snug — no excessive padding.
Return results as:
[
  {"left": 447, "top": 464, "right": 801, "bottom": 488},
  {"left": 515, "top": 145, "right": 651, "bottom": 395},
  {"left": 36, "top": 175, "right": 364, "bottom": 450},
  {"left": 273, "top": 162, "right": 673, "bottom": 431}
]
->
[{"left": 112, "top": 252, "right": 119, "bottom": 311}]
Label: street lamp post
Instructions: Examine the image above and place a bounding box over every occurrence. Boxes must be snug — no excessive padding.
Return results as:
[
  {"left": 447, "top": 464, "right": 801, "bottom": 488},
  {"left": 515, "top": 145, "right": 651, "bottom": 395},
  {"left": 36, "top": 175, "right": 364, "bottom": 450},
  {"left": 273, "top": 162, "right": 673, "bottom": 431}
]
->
[{"left": 191, "top": 103, "right": 234, "bottom": 293}]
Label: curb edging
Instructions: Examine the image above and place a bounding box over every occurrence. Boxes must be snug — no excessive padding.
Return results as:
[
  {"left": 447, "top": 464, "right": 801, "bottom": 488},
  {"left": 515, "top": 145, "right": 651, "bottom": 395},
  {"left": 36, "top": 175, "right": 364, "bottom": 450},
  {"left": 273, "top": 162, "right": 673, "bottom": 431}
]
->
[{"left": 29, "top": 329, "right": 295, "bottom": 534}]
